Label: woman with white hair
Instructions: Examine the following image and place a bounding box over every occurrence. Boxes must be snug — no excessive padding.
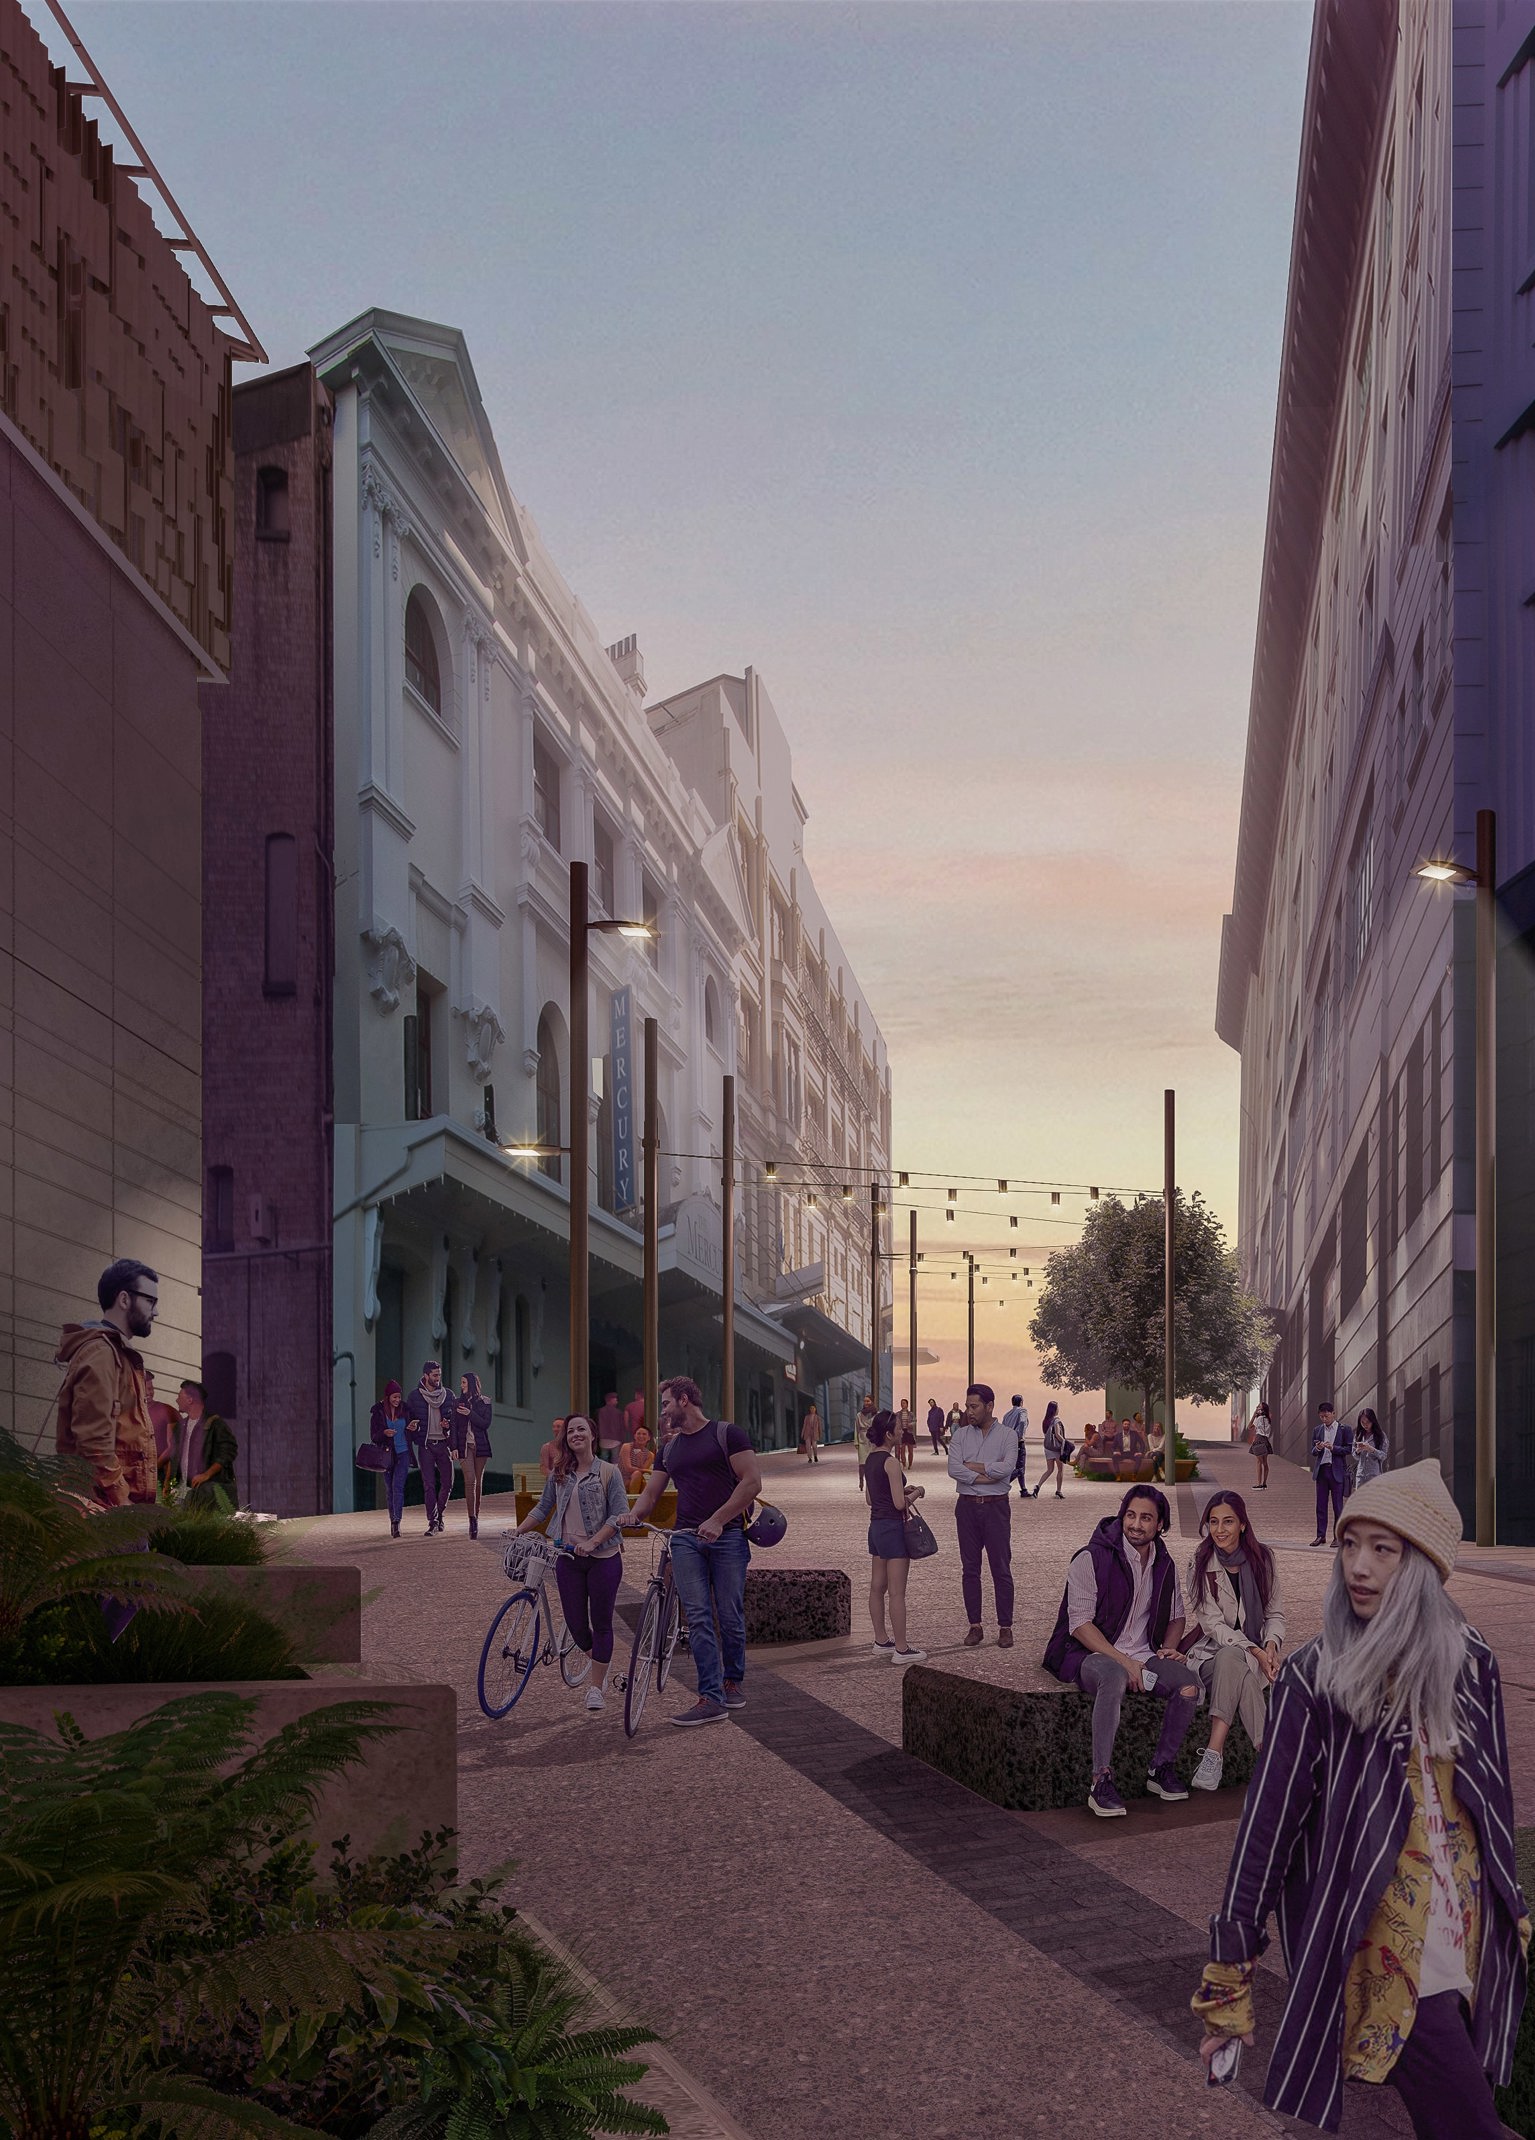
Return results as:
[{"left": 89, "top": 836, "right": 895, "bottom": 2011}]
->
[{"left": 1192, "top": 1460, "right": 1529, "bottom": 2136}]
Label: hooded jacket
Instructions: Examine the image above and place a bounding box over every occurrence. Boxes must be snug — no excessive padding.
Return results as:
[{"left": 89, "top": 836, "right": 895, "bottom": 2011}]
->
[
  {"left": 54, "top": 1321, "right": 157, "bottom": 1506},
  {"left": 449, "top": 1374, "right": 493, "bottom": 1459}
]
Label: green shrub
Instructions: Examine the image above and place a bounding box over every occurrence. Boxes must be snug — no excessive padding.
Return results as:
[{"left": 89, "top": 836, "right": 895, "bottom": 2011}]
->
[
  {"left": 4, "top": 1590, "right": 304, "bottom": 1683},
  {"left": 0, "top": 1694, "right": 667, "bottom": 2140},
  {"left": 148, "top": 1507, "right": 270, "bottom": 1566}
]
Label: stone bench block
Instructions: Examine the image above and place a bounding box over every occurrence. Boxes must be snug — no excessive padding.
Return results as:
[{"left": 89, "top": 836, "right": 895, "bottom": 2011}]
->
[
  {"left": 744, "top": 1566, "right": 851, "bottom": 1644},
  {"left": 901, "top": 1665, "right": 1256, "bottom": 1811}
]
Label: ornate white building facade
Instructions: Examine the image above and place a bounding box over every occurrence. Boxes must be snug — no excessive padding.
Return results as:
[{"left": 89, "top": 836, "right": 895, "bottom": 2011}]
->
[{"left": 308, "top": 310, "right": 880, "bottom": 1497}]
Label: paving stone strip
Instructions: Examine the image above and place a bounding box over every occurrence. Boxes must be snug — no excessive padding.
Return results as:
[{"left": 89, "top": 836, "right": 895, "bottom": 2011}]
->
[{"left": 730, "top": 1656, "right": 1409, "bottom": 2136}]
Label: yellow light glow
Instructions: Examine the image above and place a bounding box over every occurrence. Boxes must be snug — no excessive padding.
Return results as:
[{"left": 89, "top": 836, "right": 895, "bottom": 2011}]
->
[{"left": 1415, "top": 859, "right": 1467, "bottom": 884}]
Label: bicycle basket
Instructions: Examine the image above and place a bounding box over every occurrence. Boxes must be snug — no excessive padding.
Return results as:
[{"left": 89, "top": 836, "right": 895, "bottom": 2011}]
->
[{"left": 503, "top": 1534, "right": 557, "bottom": 1584}]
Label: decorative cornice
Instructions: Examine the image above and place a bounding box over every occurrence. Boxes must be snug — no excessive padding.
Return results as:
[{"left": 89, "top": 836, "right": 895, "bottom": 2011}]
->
[
  {"left": 362, "top": 925, "right": 416, "bottom": 1015},
  {"left": 358, "top": 781, "right": 416, "bottom": 842}
]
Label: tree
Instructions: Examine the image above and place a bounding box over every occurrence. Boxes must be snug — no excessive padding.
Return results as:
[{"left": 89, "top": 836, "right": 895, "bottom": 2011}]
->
[{"left": 1028, "top": 1193, "right": 1274, "bottom": 1431}]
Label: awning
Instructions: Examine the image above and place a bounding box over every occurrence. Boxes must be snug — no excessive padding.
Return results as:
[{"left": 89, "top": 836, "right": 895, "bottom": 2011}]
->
[{"left": 769, "top": 1300, "right": 870, "bottom": 1381}]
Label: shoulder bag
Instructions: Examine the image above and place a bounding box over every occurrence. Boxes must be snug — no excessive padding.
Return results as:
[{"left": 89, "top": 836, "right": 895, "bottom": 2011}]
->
[{"left": 904, "top": 1506, "right": 939, "bottom": 1558}]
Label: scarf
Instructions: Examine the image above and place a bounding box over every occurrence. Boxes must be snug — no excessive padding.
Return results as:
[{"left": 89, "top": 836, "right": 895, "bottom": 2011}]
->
[
  {"left": 1216, "top": 1544, "right": 1265, "bottom": 1643},
  {"left": 422, "top": 1382, "right": 450, "bottom": 1441}
]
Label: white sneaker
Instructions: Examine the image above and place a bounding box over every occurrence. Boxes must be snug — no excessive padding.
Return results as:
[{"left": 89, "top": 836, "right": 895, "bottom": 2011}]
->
[
  {"left": 872, "top": 1639, "right": 896, "bottom": 1654},
  {"left": 890, "top": 1646, "right": 927, "bottom": 1664},
  {"left": 1191, "top": 1746, "right": 1225, "bottom": 1792},
  {"left": 584, "top": 1686, "right": 605, "bottom": 1713}
]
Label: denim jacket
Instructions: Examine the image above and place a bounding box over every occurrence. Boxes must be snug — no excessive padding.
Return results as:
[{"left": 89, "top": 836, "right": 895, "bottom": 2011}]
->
[{"left": 529, "top": 1460, "right": 628, "bottom": 1557}]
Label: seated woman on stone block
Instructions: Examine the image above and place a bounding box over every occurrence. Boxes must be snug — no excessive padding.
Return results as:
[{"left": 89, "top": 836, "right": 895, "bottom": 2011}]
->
[
  {"left": 1184, "top": 1489, "right": 1284, "bottom": 1793},
  {"left": 619, "top": 1423, "right": 655, "bottom": 1488}
]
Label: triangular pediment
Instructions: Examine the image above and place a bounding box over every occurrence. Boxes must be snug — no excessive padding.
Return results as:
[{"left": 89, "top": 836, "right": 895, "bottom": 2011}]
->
[{"left": 699, "top": 823, "right": 754, "bottom": 940}]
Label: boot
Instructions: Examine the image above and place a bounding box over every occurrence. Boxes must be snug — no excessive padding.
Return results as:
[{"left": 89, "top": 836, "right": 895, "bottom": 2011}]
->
[
  {"left": 469, "top": 1518, "right": 478, "bottom": 1540},
  {"left": 391, "top": 1522, "right": 400, "bottom": 1538}
]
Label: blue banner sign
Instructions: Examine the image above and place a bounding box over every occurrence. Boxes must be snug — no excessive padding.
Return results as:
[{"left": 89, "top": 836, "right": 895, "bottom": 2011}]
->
[{"left": 611, "top": 986, "right": 637, "bottom": 1213}]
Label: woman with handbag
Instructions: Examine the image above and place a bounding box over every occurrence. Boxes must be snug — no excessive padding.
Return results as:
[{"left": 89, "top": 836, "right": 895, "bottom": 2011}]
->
[
  {"left": 1248, "top": 1402, "right": 1274, "bottom": 1490},
  {"left": 864, "top": 1409, "right": 927, "bottom": 1664},
  {"left": 368, "top": 1379, "right": 411, "bottom": 1538},
  {"left": 1035, "top": 1401, "right": 1070, "bottom": 1498}
]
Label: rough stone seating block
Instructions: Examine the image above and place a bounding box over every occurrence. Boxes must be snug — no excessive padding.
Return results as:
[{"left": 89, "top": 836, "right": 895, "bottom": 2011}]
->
[
  {"left": 744, "top": 1566, "right": 852, "bottom": 1644},
  {"left": 902, "top": 1664, "right": 1256, "bottom": 1811},
  {"left": 0, "top": 1681, "right": 457, "bottom": 1861}
]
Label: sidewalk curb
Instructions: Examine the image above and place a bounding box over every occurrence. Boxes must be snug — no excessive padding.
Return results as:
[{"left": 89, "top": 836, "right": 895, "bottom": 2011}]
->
[{"left": 519, "top": 1908, "right": 757, "bottom": 2140}]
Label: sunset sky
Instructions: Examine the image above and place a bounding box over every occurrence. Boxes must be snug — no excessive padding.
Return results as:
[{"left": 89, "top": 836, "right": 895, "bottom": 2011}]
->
[{"left": 62, "top": 0, "right": 1313, "bottom": 1424}]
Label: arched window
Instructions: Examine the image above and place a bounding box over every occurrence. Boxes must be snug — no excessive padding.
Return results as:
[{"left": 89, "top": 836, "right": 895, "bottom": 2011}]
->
[
  {"left": 405, "top": 589, "right": 442, "bottom": 715},
  {"left": 704, "top": 975, "right": 720, "bottom": 1050},
  {"left": 536, "top": 1011, "right": 562, "bottom": 1183}
]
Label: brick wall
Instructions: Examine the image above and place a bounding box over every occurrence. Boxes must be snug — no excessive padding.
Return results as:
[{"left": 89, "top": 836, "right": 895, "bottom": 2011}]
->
[{"left": 200, "top": 365, "right": 335, "bottom": 1514}]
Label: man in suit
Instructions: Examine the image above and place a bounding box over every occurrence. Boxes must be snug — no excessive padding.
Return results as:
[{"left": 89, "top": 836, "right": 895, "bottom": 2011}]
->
[{"left": 1309, "top": 1399, "right": 1352, "bottom": 1546}]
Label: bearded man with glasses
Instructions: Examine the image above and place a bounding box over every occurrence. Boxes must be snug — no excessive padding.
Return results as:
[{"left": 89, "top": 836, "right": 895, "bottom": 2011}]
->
[{"left": 54, "top": 1258, "right": 161, "bottom": 1505}]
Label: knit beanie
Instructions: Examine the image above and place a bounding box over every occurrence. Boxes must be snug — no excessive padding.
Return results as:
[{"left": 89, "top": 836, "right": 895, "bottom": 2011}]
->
[{"left": 1336, "top": 1458, "right": 1462, "bottom": 1581}]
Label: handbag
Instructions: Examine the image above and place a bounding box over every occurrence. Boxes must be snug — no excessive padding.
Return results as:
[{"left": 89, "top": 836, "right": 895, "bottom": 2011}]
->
[
  {"left": 355, "top": 1442, "right": 388, "bottom": 1473},
  {"left": 904, "top": 1507, "right": 939, "bottom": 1559},
  {"left": 1061, "top": 1439, "right": 1076, "bottom": 1462}
]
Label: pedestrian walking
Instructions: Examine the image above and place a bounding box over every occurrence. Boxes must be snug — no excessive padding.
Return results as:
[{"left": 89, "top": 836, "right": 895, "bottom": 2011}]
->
[
  {"left": 926, "top": 1398, "right": 948, "bottom": 1455},
  {"left": 53, "top": 1258, "right": 160, "bottom": 1508},
  {"left": 799, "top": 1401, "right": 822, "bottom": 1464},
  {"left": 947, "top": 1383, "right": 1017, "bottom": 1648},
  {"left": 1248, "top": 1401, "right": 1274, "bottom": 1489},
  {"left": 1035, "top": 1400, "right": 1069, "bottom": 1497},
  {"left": 1184, "top": 1490, "right": 1284, "bottom": 1792},
  {"left": 1352, "top": 1407, "right": 1388, "bottom": 1487},
  {"left": 538, "top": 1418, "right": 566, "bottom": 1477},
  {"left": 864, "top": 1409, "right": 926, "bottom": 1664},
  {"left": 854, "top": 1393, "right": 876, "bottom": 1489},
  {"left": 1310, "top": 1400, "right": 1352, "bottom": 1546},
  {"left": 405, "top": 1360, "right": 455, "bottom": 1534},
  {"left": 510, "top": 1414, "right": 628, "bottom": 1714},
  {"left": 1002, "top": 1394, "right": 1031, "bottom": 1502},
  {"left": 625, "top": 1376, "right": 763, "bottom": 1726},
  {"left": 596, "top": 1389, "right": 625, "bottom": 1467},
  {"left": 944, "top": 1401, "right": 962, "bottom": 1441},
  {"left": 896, "top": 1400, "right": 917, "bottom": 1469},
  {"left": 1194, "top": 1461, "right": 1529, "bottom": 2137},
  {"left": 451, "top": 1371, "right": 493, "bottom": 1539},
  {"left": 369, "top": 1379, "right": 411, "bottom": 1536},
  {"left": 169, "top": 1379, "right": 238, "bottom": 1510}
]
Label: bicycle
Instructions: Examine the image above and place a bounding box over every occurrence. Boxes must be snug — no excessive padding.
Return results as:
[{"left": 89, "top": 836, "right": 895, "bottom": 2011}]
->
[
  {"left": 622, "top": 1522, "right": 697, "bottom": 1738},
  {"left": 477, "top": 1532, "right": 593, "bottom": 1719}
]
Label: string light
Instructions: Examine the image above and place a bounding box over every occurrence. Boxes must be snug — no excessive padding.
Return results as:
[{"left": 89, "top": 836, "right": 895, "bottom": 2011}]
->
[
  {"left": 1010, "top": 1215, "right": 1018, "bottom": 1228},
  {"left": 841, "top": 1184, "right": 853, "bottom": 1203},
  {"left": 947, "top": 1188, "right": 957, "bottom": 1203},
  {"left": 1051, "top": 1191, "right": 1061, "bottom": 1206},
  {"left": 807, "top": 1193, "right": 818, "bottom": 1208},
  {"left": 1090, "top": 1187, "right": 1100, "bottom": 1200},
  {"left": 946, "top": 1209, "right": 955, "bottom": 1223},
  {"left": 898, "top": 1171, "right": 909, "bottom": 1186},
  {"left": 764, "top": 1160, "right": 777, "bottom": 1180},
  {"left": 998, "top": 1179, "right": 1008, "bottom": 1193}
]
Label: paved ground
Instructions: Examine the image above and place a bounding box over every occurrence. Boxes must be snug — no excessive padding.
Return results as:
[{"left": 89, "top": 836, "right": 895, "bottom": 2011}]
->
[{"left": 284, "top": 1436, "right": 1535, "bottom": 2139}]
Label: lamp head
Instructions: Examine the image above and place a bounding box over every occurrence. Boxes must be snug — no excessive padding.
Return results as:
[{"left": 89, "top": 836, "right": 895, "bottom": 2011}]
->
[{"left": 1415, "top": 858, "right": 1477, "bottom": 887}]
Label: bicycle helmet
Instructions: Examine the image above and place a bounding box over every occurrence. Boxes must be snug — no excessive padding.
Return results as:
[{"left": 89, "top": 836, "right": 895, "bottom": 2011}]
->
[{"left": 745, "top": 1501, "right": 788, "bottom": 1547}]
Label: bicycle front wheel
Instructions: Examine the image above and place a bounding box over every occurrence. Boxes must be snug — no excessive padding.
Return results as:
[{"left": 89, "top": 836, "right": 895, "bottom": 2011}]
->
[
  {"left": 623, "top": 1583, "right": 664, "bottom": 1738},
  {"left": 657, "top": 1585, "right": 683, "bottom": 1692},
  {"left": 556, "top": 1610, "right": 590, "bottom": 1687},
  {"left": 478, "top": 1590, "right": 542, "bottom": 1719}
]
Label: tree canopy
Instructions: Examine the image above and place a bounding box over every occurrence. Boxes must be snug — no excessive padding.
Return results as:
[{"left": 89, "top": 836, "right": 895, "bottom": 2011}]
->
[{"left": 1028, "top": 1192, "right": 1274, "bottom": 1424}]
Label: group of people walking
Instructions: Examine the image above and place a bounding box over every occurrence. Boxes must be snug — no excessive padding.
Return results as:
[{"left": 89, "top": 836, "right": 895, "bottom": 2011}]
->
[{"left": 369, "top": 1364, "right": 494, "bottom": 1537}]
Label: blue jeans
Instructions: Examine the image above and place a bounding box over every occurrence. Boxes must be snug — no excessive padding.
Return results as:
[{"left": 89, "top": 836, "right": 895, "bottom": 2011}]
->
[
  {"left": 384, "top": 1448, "right": 409, "bottom": 1527},
  {"left": 668, "top": 1527, "right": 749, "bottom": 1706}
]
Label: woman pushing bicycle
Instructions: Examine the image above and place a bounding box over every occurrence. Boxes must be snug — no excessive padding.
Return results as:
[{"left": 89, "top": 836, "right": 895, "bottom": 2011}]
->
[{"left": 508, "top": 1413, "right": 629, "bottom": 1713}]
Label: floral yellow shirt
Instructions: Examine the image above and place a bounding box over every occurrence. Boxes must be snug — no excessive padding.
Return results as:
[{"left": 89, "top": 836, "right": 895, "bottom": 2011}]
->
[{"left": 1342, "top": 1740, "right": 1483, "bottom": 2082}]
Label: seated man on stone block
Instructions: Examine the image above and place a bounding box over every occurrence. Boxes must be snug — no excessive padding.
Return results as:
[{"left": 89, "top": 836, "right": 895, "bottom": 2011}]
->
[{"left": 1042, "top": 1485, "right": 1201, "bottom": 1819}]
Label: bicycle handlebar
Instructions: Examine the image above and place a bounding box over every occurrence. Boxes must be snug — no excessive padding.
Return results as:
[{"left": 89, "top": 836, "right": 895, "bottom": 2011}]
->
[{"left": 620, "top": 1519, "right": 699, "bottom": 1536}]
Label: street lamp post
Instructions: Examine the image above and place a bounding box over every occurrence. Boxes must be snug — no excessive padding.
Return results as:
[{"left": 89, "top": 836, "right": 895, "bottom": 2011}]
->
[
  {"left": 868, "top": 1179, "right": 881, "bottom": 1410},
  {"left": 908, "top": 1207, "right": 918, "bottom": 1422},
  {"left": 1164, "top": 1089, "right": 1176, "bottom": 1477},
  {"left": 643, "top": 1016, "right": 659, "bottom": 1438},
  {"left": 1415, "top": 808, "right": 1497, "bottom": 1545},
  {"left": 965, "top": 1250, "right": 976, "bottom": 1389},
  {"left": 722, "top": 1074, "right": 736, "bottom": 1422}
]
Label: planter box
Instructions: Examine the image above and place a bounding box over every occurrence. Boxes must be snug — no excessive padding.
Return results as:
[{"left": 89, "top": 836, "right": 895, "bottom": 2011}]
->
[
  {"left": 744, "top": 1567, "right": 851, "bottom": 1644},
  {"left": 1072, "top": 1457, "right": 1197, "bottom": 1483},
  {"left": 178, "top": 1565, "right": 361, "bottom": 1663},
  {"left": 0, "top": 1680, "right": 456, "bottom": 1860},
  {"left": 901, "top": 1665, "right": 1253, "bottom": 1811}
]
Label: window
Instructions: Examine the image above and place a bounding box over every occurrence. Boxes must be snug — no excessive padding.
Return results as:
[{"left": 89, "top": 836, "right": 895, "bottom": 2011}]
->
[
  {"left": 1340, "top": 1142, "right": 1369, "bottom": 1316},
  {"left": 533, "top": 736, "right": 562, "bottom": 852},
  {"left": 1345, "top": 805, "right": 1376, "bottom": 990},
  {"left": 704, "top": 975, "right": 720, "bottom": 1050},
  {"left": 405, "top": 977, "right": 437, "bottom": 1121},
  {"left": 256, "top": 466, "right": 290, "bottom": 540},
  {"left": 593, "top": 818, "right": 615, "bottom": 915},
  {"left": 263, "top": 834, "right": 298, "bottom": 996},
  {"left": 405, "top": 591, "right": 442, "bottom": 715},
  {"left": 641, "top": 873, "right": 660, "bottom": 967},
  {"left": 207, "top": 1165, "right": 234, "bottom": 1253},
  {"left": 536, "top": 1011, "right": 562, "bottom": 1182}
]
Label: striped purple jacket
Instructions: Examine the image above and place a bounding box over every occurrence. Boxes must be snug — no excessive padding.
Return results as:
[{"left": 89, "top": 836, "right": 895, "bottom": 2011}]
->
[{"left": 1208, "top": 1628, "right": 1527, "bottom": 2131}]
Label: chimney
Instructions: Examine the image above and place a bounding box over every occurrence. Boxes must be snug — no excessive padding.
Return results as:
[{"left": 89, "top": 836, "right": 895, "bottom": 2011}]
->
[{"left": 605, "top": 633, "right": 646, "bottom": 704}]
